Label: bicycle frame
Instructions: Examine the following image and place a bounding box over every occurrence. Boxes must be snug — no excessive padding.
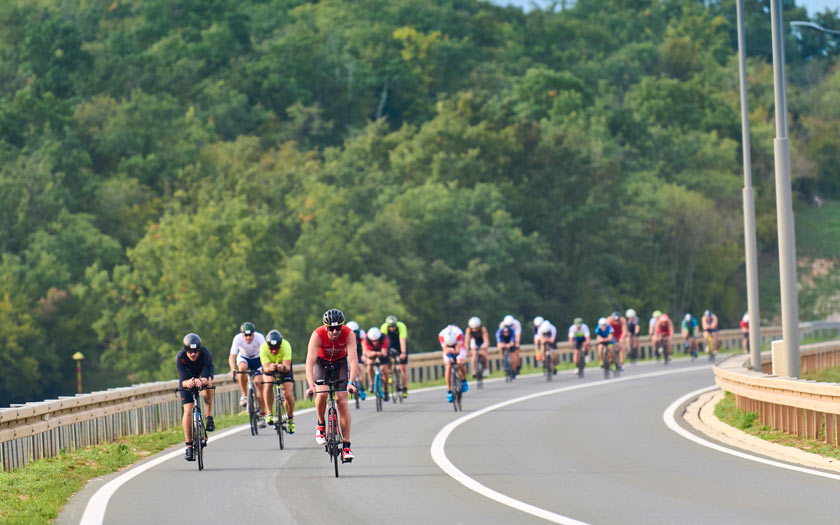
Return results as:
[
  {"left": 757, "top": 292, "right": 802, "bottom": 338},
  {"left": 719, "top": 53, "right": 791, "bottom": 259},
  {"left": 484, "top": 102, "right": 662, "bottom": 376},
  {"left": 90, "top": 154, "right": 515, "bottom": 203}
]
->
[
  {"left": 174, "top": 384, "right": 214, "bottom": 471},
  {"left": 313, "top": 362, "right": 348, "bottom": 477},
  {"left": 447, "top": 354, "right": 462, "bottom": 412},
  {"left": 234, "top": 369, "right": 261, "bottom": 436}
]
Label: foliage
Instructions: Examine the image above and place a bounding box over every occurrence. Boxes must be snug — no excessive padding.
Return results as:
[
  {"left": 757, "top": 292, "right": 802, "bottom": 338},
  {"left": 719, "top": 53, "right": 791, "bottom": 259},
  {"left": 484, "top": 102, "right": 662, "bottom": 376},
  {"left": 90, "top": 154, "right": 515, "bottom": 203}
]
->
[{"left": 0, "top": 0, "right": 838, "bottom": 405}]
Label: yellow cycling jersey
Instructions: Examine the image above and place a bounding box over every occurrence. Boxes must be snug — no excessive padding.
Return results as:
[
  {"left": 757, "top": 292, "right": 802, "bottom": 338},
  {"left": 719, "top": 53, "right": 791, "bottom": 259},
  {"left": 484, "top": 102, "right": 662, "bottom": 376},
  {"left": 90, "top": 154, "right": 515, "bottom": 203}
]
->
[{"left": 259, "top": 340, "right": 292, "bottom": 366}]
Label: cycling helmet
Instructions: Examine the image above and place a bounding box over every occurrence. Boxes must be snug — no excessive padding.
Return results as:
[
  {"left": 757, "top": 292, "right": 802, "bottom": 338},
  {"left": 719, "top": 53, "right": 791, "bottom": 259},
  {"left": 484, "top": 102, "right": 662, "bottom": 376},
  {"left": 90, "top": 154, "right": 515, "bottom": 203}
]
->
[
  {"left": 626, "top": 309, "right": 636, "bottom": 319},
  {"left": 385, "top": 315, "right": 398, "bottom": 326},
  {"left": 704, "top": 310, "right": 711, "bottom": 317},
  {"left": 539, "top": 320, "right": 553, "bottom": 334},
  {"left": 612, "top": 311, "right": 621, "bottom": 320},
  {"left": 442, "top": 326, "right": 459, "bottom": 346},
  {"left": 240, "top": 322, "right": 255, "bottom": 335},
  {"left": 684, "top": 314, "right": 692, "bottom": 322},
  {"left": 267, "top": 330, "right": 283, "bottom": 349},
  {"left": 323, "top": 308, "right": 345, "bottom": 326},
  {"left": 742, "top": 313, "right": 749, "bottom": 322},
  {"left": 346, "top": 321, "right": 360, "bottom": 332},
  {"left": 468, "top": 316, "right": 481, "bottom": 329},
  {"left": 367, "top": 327, "right": 382, "bottom": 340},
  {"left": 183, "top": 333, "right": 201, "bottom": 350},
  {"left": 574, "top": 317, "right": 583, "bottom": 326},
  {"left": 660, "top": 313, "right": 670, "bottom": 321},
  {"left": 598, "top": 317, "right": 607, "bottom": 327},
  {"left": 533, "top": 316, "right": 545, "bottom": 327},
  {"left": 653, "top": 310, "right": 662, "bottom": 319},
  {"left": 503, "top": 314, "right": 515, "bottom": 327}
]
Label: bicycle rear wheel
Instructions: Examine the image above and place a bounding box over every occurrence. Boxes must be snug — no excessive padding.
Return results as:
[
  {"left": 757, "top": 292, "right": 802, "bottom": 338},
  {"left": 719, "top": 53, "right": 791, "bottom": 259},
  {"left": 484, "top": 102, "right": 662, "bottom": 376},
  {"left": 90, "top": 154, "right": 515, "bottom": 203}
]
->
[
  {"left": 544, "top": 351, "right": 552, "bottom": 382},
  {"left": 248, "top": 387, "right": 258, "bottom": 436}
]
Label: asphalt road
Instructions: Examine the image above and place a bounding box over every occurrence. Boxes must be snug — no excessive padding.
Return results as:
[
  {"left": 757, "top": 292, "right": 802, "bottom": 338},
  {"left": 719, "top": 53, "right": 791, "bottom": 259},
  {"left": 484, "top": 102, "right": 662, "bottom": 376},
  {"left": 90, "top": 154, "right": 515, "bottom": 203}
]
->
[{"left": 60, "top": 358, "right": 840, "bottom": 524}]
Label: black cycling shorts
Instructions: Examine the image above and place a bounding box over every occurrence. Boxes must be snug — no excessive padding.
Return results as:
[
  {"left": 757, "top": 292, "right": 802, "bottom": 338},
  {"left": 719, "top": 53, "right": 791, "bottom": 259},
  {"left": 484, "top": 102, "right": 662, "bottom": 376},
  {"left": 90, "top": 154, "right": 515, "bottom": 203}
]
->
[
  {"left": 264, "top": 368, "right": 294, "bottom": 384},
  {"left": 314, "top": 357, "right": 349, "bottom": 391},
  {"left": 389, "top": 348, "right": 408, "bottom": 365}
]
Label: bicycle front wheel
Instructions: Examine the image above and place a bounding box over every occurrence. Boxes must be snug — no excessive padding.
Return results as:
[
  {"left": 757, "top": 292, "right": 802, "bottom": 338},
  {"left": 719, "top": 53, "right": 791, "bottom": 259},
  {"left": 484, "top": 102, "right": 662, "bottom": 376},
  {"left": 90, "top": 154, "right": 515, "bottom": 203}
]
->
[
  {"left": 276, "top": 396, "right": 286, "bottom": 450},
  {"left": 193, "top": 413, "right": 204, "bottom": 471},
  {"left": 248, "top": 388, "right": 258, "bottom": 436}
]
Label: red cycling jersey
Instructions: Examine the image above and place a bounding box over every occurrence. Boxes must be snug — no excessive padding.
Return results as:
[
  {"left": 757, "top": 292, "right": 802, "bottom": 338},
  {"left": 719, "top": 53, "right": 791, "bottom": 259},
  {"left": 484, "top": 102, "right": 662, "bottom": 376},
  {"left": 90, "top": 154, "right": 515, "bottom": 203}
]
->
[
  {"left": 315, "top": 325, "right": 352, "bottom": 361},
  {"left": 656, "top": 318, "right": 672, "bottom": 336},
  {"left": 608, "top": 320, "right": 624, "bottom": 340},
  {"left": 363, "top": 336, "right": 386, "bottom": 353}
]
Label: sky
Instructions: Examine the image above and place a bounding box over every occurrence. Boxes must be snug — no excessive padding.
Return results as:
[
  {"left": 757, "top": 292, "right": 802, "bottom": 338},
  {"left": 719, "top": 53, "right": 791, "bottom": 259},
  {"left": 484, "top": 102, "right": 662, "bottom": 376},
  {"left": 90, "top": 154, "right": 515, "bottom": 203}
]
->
[{"left": 488, "top": 0, "right": 839, "bottom": 17}]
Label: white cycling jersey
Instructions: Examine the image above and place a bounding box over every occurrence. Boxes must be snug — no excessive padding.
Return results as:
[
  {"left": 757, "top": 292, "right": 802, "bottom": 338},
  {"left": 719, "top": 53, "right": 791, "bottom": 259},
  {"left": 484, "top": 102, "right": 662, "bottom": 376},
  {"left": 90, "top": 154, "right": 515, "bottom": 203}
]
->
[
  {"left": 538, "top": 322, "right": 557, "bottom": 340},
  {"left": 229, "top": 332, "right": 266, "bottom": 360},
  {"left": 568, "top": 323, "right": 591, "bottom": 339}
]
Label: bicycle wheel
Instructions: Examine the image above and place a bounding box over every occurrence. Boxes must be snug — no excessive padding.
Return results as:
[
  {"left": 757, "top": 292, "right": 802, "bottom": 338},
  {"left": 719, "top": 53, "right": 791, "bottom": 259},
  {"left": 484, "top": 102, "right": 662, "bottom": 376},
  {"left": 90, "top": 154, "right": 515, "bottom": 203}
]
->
[
  {"left": 374, "top": 374, "right": 382, "bottom": 412},
  {"left": 545, "top": 351, "right": 552, "bottom": 382},
  {"left": 248, "top": 387, "right": 258, "bottom": 436},
  {"left": 451, "top": 369, "right": 461, "bottom": 412},
  {"left": 328, "top": 406, "right": 340, "bottom": 478},
  {"left": 354, "top": 379, "right": 361, "bottom": 409},
  {"left": 475, "top": 359, "right": 484, "bottom": 389},
  {"left": 193, "top": 411, "right": 204, "bottom": 471},
  {"left": 392, "top": 371, "right": 400, "bottom": 404},
  {"left": 613, "top": 348, "right": 620, "bottom": 377},
  {"left": 276, "top": 394, "right": 285, "bottom": 450}
]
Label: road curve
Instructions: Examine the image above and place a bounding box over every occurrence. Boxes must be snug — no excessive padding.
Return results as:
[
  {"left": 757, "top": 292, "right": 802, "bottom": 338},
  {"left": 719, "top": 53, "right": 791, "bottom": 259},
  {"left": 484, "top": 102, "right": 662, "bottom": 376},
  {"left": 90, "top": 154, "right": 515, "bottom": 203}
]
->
[{"left": 61, "top": 358, "right": 840, "bottom": 524}]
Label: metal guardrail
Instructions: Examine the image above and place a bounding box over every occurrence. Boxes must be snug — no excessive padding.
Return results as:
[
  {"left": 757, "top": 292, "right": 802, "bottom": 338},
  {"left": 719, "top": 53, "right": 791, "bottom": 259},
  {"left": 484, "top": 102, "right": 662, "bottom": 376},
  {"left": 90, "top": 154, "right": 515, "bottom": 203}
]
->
[
  {"left": 1, "top": 322, "right": 833, "bottom": 471},
  {"left": 714, "top": 321, "right": 840, "bottom": 446}
]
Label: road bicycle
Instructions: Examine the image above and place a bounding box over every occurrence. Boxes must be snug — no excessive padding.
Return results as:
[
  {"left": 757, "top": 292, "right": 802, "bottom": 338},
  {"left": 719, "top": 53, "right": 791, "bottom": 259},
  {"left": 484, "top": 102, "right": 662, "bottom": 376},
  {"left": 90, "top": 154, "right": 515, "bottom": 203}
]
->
[
  {"left": 627, "top": 333, "right": 639, "bottom": 364},
  {"left": 502, "top": 347, "right": 515, "bottom": 383},
  {"left": 599, "top": 340, "right": 620, "bottom": 379},
  {"left": 448, "top": 354, "right": 463, "bottom": 412},
  {"left": 353, "top": 376, "right": 363, "bottom": 409},
  {"left": 473, "top": 349, "right": 485, "bottom": 390},
  {"left": 574, "top": 338, "right": 587, "bottom": 378},
  {"left": 684, "top": 334, "right": 699, "bottom": 360},
  {"left": 657, "top": 335, "right": 672, "bottom": 364},
  {"left": 234, "top": 369, "right": 262, "bottom": 435},
  {"left": 259, "top": 375, "right": 288, "bottom": 449},
  {"left": 310, "top": 362, "right": 350, "bottom": 477},
  {"left": 704, "top": 330, "right": 718, "bottom": 362},
  {"left": 388, "top": 348, "right": 403, "bottom": 404},
  {"left": 371, "top": 360, "right": 385, "bottom": 412},
  {"left": 542, "top": 341, "right": 556, "bottom": 382},
  {"left": 174, "top": 384, "right": 215, "bottom": 471}
]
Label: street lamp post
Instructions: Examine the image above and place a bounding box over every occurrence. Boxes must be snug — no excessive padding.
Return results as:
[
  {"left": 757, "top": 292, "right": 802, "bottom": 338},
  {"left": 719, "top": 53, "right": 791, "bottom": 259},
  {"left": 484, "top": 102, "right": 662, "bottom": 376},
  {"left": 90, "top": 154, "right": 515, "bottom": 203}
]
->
[
  {"left": 735, "top": 0, "right": 761, "bottom": 371},
  {"left": 72, "top": 352, "right": 84, "bottom": 394},
  {"left": 769, "top": 0, "right": 800, "bottom": 378}
]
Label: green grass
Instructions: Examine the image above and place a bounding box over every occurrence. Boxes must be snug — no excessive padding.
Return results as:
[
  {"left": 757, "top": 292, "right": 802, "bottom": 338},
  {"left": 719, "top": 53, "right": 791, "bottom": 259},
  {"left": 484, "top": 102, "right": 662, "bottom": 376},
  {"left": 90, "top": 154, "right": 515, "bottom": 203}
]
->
[
  {"left": 715, "top": 391, "right": 840, "bottom": 460},
  {"left": 802, "top": 365, "right": 840, "bottom": 384}
]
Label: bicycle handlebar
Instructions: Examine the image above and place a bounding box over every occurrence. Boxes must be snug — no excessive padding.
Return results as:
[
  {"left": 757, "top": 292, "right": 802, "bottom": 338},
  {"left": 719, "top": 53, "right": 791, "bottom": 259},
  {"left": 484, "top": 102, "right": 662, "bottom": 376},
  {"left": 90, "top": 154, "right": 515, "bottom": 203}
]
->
[{"left": 174, "top": 385, "right": 216, "bottom": 393}]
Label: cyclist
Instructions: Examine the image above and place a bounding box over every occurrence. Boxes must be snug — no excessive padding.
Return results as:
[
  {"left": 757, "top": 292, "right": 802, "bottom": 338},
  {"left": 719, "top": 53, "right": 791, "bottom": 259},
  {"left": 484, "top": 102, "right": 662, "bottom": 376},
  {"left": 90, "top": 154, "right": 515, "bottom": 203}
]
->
[
  {"left": 305, "top": 308, "right": 359, "bottom": 462},
  {"left": 701, "top": 310, "right": 720, "bottom": 360},
  {"left": 496, "top": 324, "right": 519, "bottom": 378},
  {"left": 380, "top": 315, "right": 408, "bottom": 399},
  {"left": 594, "top": 317, "right": 615, "bottom": 366},
  {"left": 465, "top": 316, "right": 489, "bottom": 379},
  {"left": 176, "top": 333, "right": 215, "bottom": 462},
  {"left": 537, "top": 320, "right": 558, "bottom": 374},
  {"left": 608, "top": 312, "right": 626, "bottom": 370},
  {"left": 229, "top": 322, "right": 268, "bottom": 426},
  {"left": 740, "top": 313, "right": 750, "bottom": 352},
  {"left": 568, "top": 317, "right": 591, "bottom": 377},
  {"left": 532, "top": 316, "right": 545, "bottom": 363},
  {"left": 362, "top": 326, "right": 391, "bottom": 401},
  {"left": 499, "top": 314, "right": 522, "bottom": 373},
  {"left": 649, "top": 310, "right": 662, "bottom": 358},
  {"left": 681, "top": 313, "right": 699, "bottom": 360},
  {"left": 655, "top": 313, "right": 675, "bottom": 364},
  {"left": 625, "top": 309, "right": 641, "bottom": 362},
  {"left": 439, "top": 324, "right": 468, "bottom": 402},
  {"left": 259, "top": 329, "right": 296, "bottom": 434},
  {"left": 346, "top": 321, "right": 367, "bottom": 401}
]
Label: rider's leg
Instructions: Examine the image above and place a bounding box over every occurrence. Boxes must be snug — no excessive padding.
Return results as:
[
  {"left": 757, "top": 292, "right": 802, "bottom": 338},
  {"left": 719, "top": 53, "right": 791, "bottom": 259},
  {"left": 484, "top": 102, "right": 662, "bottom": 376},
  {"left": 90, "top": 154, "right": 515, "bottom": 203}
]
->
[
  {"left": 182, "top": 402, "right": 194, "bottom": 443},
  {"left": 282, "top": 381, "right": 295, "bottom": 420},
  {"left": 255, "top": 371, "right": 267, "bottom": 416},
  {"left": 315, "top": 391, "right": 327, "bottom": 424},
  {"left": 237, "top": 361, "right": 249, "bottom": 397},
  {"left": 511, "top": 350, "right": 520, "bottom": 372},
  {"left": 382, "top": 364, "right": 391, "bottom": 393},
  {"left": 399, "top": 363, "right": 408, "bottom": 392},
  {"left": 444, "top": 362, "right": 453, "bottom": 391},
  {"left": 203, "top": 380, "right": 214, "bottom": 417},
  {"left": 263, "top": 378, "right": 275, "bottom": 416},
  {"left": 457, "top": 356, "right": 468, "bottom": 382},
  {"left": 336, "top": 391, "right": 351, "bottom": 441}
]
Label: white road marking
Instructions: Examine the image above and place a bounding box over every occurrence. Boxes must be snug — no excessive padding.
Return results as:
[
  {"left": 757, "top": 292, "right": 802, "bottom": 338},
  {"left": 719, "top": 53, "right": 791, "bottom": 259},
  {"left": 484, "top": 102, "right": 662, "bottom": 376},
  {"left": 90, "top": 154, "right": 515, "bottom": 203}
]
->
[
  {"left": 431, "top": 365, "right": 711, "bottom": 524},
  {"left": 663, "top": 385, "right": 840, "bottom": 481}
]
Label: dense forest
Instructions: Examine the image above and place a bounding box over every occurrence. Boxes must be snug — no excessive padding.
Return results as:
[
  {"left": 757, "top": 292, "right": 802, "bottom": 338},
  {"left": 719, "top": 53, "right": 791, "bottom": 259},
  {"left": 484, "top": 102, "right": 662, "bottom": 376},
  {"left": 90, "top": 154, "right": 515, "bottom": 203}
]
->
[{"left": 0, "top": 0, "right": 838, "bottom": 405}]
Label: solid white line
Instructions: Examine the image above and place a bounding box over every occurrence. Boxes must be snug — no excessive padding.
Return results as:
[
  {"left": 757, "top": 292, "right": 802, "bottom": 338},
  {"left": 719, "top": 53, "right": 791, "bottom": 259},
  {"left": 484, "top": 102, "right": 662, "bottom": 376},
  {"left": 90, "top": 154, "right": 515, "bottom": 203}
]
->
[
  {"left": 79, "top": 407, "right": 314, "bottom": 525},
  {"left": 663, "top": 386, "right": 840, "bottom": 482},
  {"left": 430, "top": 365, "right": 712, "bottom": 524}
]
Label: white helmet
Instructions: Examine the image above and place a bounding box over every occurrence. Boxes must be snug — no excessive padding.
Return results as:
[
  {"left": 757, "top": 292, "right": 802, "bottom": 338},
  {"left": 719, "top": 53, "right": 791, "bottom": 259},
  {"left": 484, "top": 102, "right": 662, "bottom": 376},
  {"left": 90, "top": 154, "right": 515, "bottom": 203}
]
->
[
  {"left": 367, "top": 327, "right": 381, "bottom": 340},
  {"left": 503, "top": 314, "right": 515, "bottom": 327},
  {"left": 742, "top": 313, "right": 749, "bottom": 322},
  {"left": 346, "top": 321, "right": 359, "bottom": 331},
  {"left": 442, "top": 326, "right": 459, "bottom": 346},
  {"left": 684, "top": 314, "right": 692, "bottom": 322},
  {"left": 539, "top": 320, "right": 553, "bottom": 334},
  {"left": 533, "top": 316, "right": 545, "bottom": 327},
  {"left": 468, "top": 316, "right": 481, "bottom": 329},
  {"left": 626, "top": 308, "right": 636, "bottom": 319},
  {"left": 598, "top": 317, "right": 608, "bottom": 327}
]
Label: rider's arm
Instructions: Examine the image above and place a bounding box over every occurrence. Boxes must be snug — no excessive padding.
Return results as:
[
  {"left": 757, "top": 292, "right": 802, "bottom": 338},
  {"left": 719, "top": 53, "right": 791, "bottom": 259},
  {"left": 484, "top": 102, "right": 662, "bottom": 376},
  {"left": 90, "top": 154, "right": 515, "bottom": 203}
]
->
[
  {"left": 229, "top": 335, "right": 241, "bottom": 372},
  {"left": 481, "top": 326, "right": 489, "bottom": 350},
  {"left": 305, "top": 331, "right": 320, "bottom": 391},
  {"left": 199, "top": 350, "right": 213, "bottom": 382},
  {"left": 346, "top": 334, "right": 359, "bottom": 387}
]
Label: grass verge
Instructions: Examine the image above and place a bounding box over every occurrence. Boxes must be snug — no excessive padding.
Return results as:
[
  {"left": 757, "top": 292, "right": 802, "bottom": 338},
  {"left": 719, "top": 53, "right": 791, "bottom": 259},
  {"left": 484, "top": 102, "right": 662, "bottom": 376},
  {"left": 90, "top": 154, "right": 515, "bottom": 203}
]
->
[{"left": 714, "top": 391, "right": 840, "bottom": 460}]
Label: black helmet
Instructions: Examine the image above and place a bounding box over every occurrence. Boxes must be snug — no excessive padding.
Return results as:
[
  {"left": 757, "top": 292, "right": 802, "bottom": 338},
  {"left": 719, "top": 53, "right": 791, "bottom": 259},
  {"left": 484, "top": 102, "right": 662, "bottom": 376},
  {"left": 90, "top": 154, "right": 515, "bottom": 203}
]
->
[
  {"left": 183, "top": 333, "right": 201, "bottom": 351},
  {"left": 267, "top": 330, "right": 283, "bottom": 349},
  {"left": 240, "top": 322, "right": 255, "bottom": 335},
  {"left": 323, "top": 308, "right": 345, "bottom": 326},
  {"left": 612, "top": 311, "right": 621, "bottom": 320}
]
